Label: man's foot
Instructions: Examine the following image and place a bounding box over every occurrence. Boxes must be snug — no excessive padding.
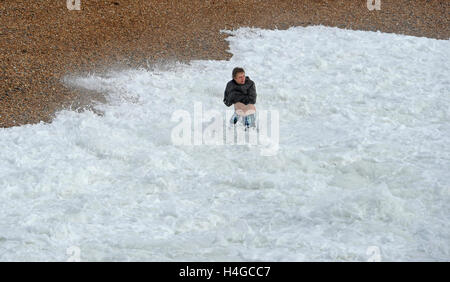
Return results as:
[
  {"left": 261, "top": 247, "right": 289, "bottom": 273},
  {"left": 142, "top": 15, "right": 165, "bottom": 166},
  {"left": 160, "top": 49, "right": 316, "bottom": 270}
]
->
[
  {"left": 230, "top": 112, "right": 240, "bottom": 126},
  {"left": 244, "top": 114, "right": 256, "bottom": 128}
]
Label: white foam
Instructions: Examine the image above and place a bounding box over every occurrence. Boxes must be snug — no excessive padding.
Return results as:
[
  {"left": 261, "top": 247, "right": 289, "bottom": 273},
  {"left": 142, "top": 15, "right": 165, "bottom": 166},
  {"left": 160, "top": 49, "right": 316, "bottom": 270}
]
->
[{"left": 0, "top": 26, "right": 449, "bottom": 261}]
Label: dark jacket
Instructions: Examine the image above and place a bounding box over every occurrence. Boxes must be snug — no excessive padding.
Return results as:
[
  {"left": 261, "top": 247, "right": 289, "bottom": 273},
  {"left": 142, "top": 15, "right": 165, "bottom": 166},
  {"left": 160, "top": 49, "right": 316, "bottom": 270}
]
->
[{"left": 223, "top": 76, "right": 257, "bottom": 107}]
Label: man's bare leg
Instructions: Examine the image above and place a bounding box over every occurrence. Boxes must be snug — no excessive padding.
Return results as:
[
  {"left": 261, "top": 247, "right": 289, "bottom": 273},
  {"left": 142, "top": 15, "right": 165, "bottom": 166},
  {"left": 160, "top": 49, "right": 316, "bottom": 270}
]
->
[
  {"left": 234, "top": 102, "right": 256, "bottom": 117},
  {"left": 233, "top": 102, "right": 256, "bottom": 128}
]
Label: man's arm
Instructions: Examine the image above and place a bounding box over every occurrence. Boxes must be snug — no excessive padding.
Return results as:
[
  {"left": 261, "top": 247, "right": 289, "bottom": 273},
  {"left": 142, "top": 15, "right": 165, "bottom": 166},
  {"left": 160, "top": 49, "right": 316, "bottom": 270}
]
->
[
  {"left": 223, "top": 83, "right": 234, "bottom": 107},
  {"left": 247, "top": 81, "right": 257, "bottom": 104}
]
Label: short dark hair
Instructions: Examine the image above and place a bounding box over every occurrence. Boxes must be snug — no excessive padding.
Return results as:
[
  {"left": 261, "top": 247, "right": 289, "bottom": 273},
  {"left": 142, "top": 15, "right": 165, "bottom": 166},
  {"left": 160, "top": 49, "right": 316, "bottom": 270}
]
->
[{"left": 232, "top": 67, "right": 245, "bottom": 79}]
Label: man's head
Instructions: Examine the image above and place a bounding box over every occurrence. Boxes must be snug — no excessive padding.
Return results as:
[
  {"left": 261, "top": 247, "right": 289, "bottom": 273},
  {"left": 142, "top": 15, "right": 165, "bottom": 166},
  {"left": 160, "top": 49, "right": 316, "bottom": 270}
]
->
[{"left": 232, "top": 67, "right": 246, "bottom": 85}]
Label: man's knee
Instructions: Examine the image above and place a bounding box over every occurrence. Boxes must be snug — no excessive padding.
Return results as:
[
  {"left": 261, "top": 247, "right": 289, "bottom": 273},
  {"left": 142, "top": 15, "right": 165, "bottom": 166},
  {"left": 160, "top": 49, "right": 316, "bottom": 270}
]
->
[{"left": 234, "top": 103, "right": 255, "bottom": 116}]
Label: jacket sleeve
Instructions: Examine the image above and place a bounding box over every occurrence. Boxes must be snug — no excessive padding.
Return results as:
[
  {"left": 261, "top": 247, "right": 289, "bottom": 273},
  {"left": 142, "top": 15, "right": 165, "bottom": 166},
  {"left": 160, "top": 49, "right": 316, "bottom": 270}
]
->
[
  {"left": 223, "top": 83, "right": 234, "bottom": 107},
  {"left": 247, "top": 81, "right": 257, "bottom": 104}
]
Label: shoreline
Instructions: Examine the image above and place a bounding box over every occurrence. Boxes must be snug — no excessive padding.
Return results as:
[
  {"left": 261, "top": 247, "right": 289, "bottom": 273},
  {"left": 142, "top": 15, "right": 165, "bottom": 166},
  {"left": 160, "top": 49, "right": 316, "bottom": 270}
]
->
[{"left": 1, "top": 0, "right": 449, "bottom": 128}]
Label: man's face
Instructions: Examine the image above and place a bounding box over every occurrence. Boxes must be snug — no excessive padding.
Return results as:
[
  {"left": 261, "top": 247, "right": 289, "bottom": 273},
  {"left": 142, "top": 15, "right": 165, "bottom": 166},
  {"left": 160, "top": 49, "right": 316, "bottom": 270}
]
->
[{"left": 234, "top": 72, "right": 246, "bottom": 85}]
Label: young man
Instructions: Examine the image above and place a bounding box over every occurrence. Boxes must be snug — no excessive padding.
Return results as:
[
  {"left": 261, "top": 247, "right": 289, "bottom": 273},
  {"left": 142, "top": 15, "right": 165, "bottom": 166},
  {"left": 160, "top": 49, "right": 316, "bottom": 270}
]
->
[{"left": 223, "top": 67, "right": 257, "bottom": 128}]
